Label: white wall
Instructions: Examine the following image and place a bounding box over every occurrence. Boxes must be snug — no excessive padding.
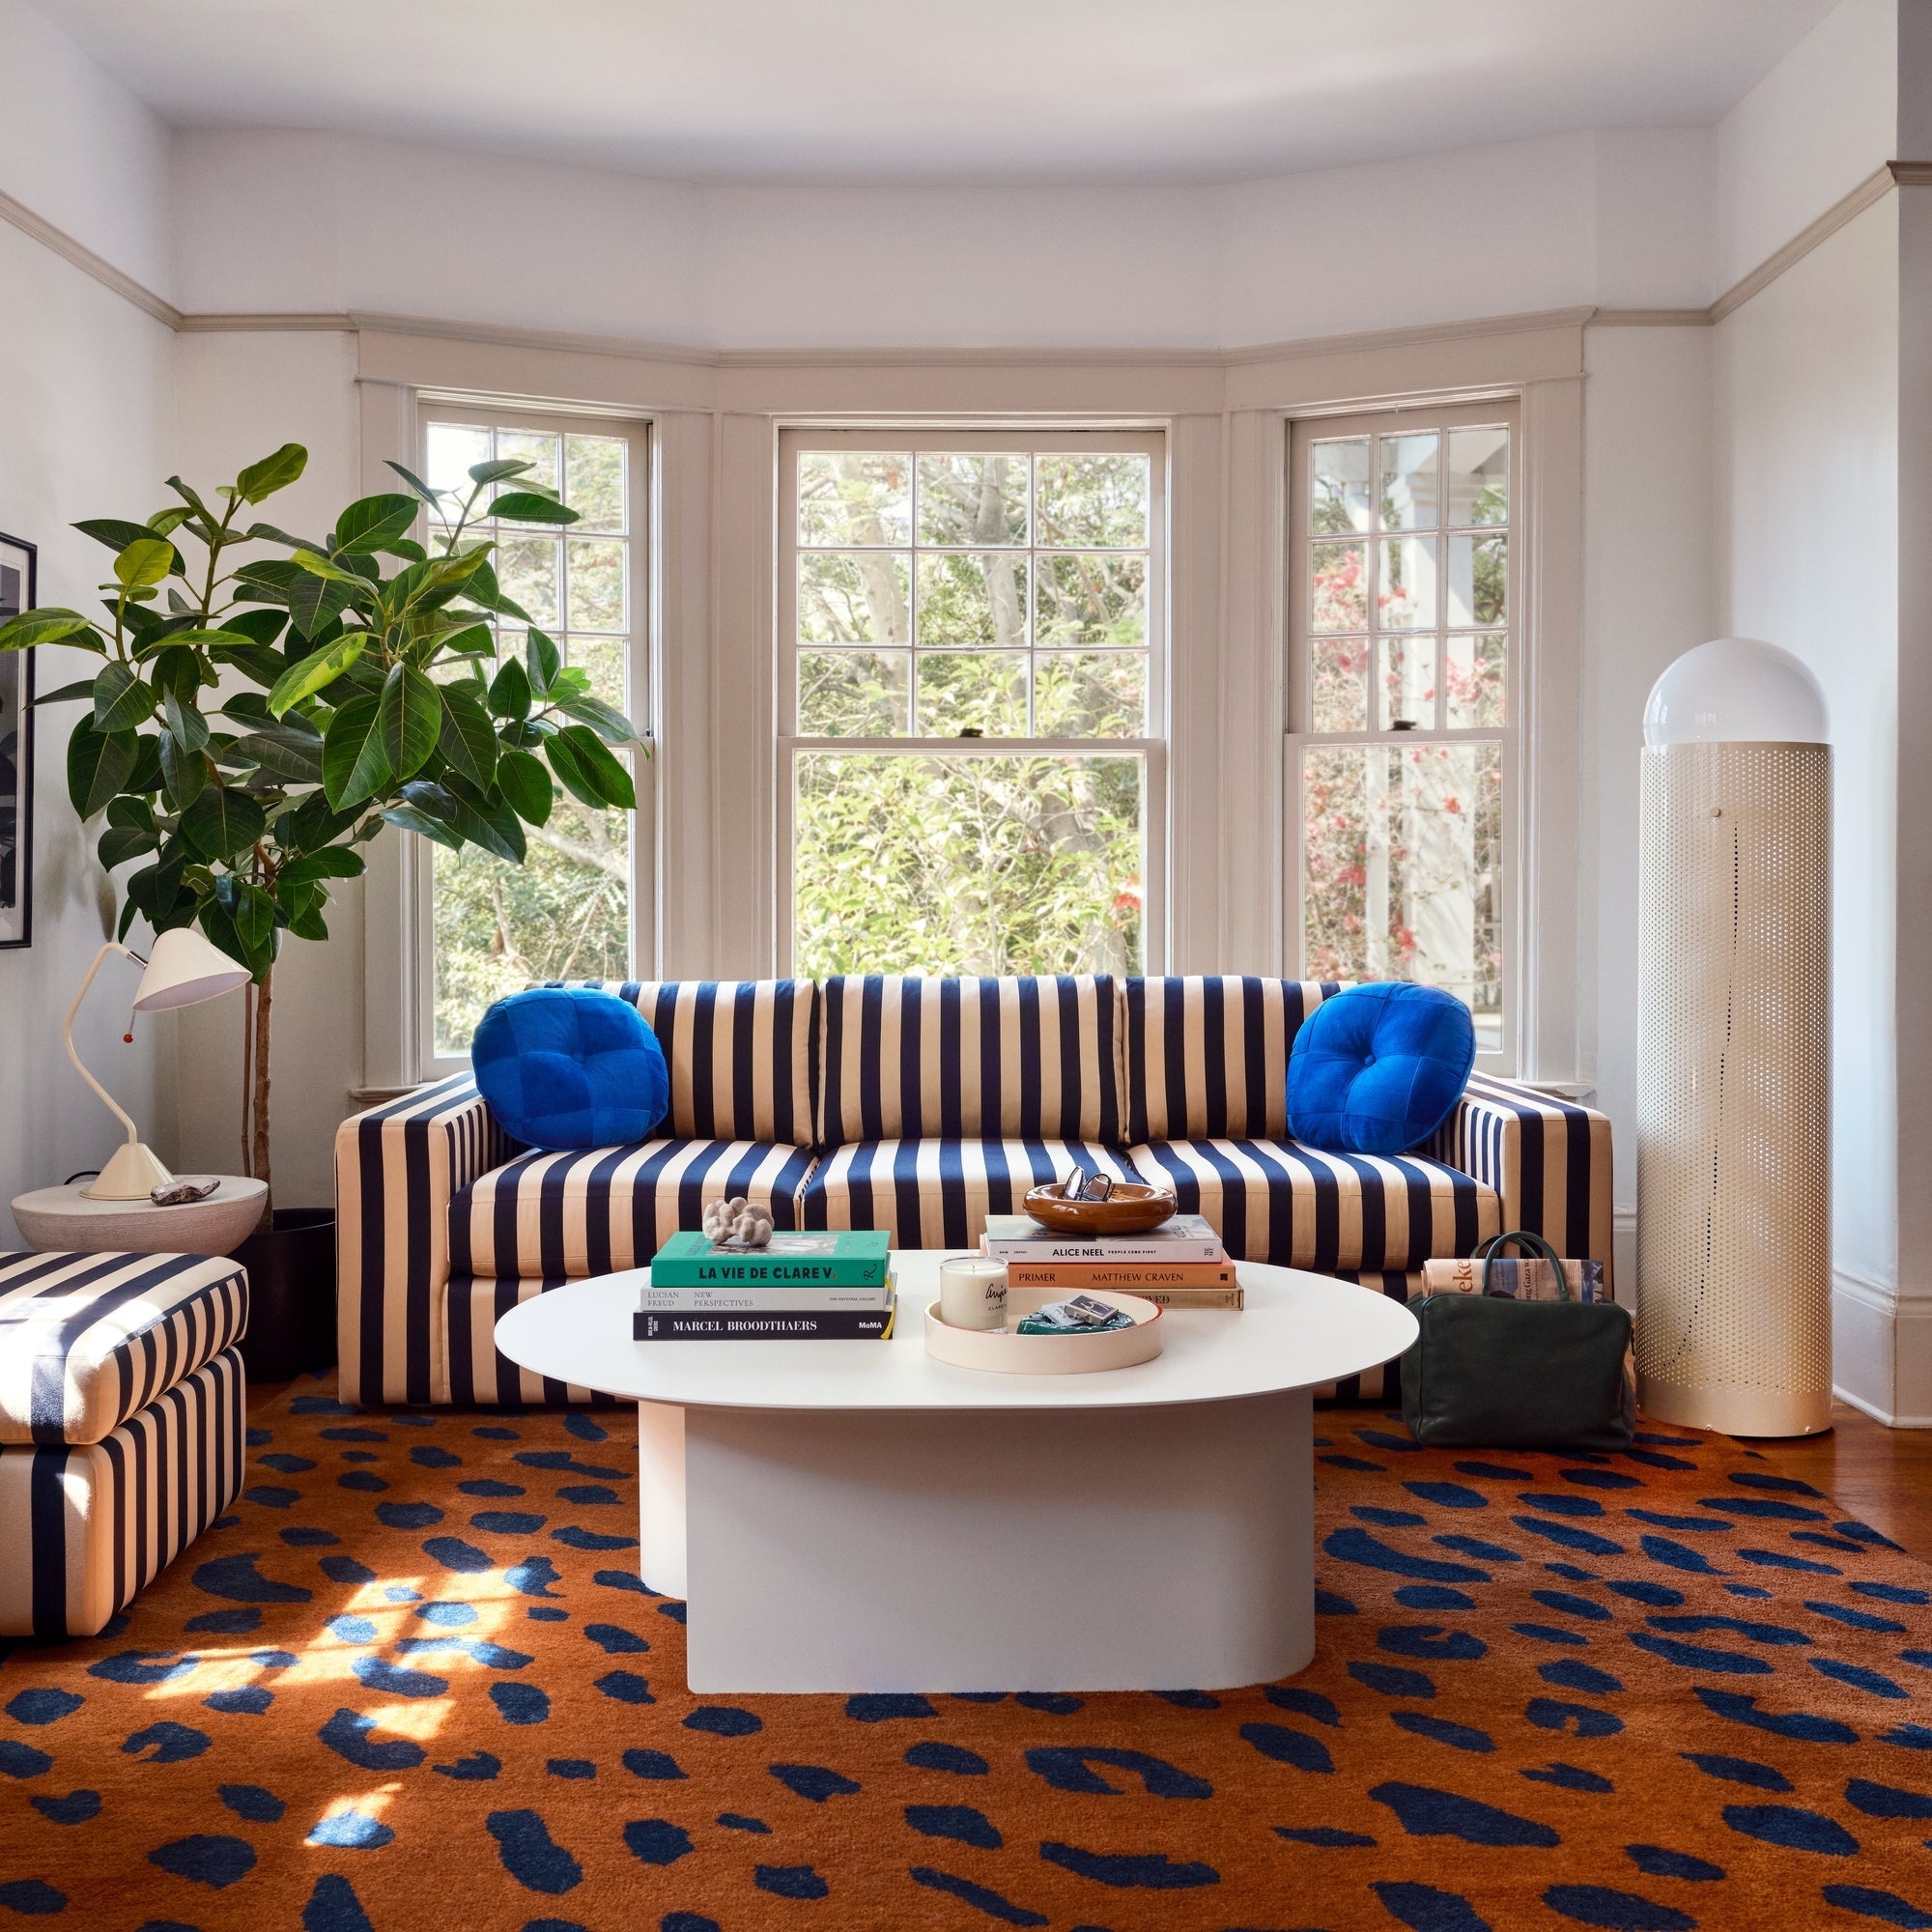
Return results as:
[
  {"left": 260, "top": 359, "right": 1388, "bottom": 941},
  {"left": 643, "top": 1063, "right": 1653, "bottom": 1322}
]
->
[
  {"left": 0, "top": 234, "right": 175, "bottom": 1242},
  {"left": 170, "top": 125, "right": 1718, "bottom": 346},
  {"left": 1580, "top": 327, "right": 1717, "bottom": 1267}
]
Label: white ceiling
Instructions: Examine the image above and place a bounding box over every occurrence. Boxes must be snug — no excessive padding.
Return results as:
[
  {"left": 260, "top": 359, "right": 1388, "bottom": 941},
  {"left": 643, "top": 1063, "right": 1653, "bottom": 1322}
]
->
[{"left": 39, "top": 0, "right": 1836, "bottom": 186}]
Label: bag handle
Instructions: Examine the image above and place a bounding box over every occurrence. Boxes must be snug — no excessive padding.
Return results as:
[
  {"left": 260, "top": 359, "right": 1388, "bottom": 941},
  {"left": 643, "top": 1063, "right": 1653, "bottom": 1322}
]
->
[{"left": 1473, "top": 1228, "right": 1573, "bottom": 1301}]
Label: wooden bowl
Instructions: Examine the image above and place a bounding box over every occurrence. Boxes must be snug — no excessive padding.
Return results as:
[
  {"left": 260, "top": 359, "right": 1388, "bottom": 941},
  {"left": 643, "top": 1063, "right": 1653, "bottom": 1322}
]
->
[{"left": 1022, "top": 1180, "right": 1178, "bottom": 1236}]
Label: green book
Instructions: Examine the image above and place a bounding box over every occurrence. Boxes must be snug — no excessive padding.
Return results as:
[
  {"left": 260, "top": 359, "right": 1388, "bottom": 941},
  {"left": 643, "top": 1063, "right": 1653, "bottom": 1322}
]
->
[{"left": 649, "top": 1229, "right": 892, "bottom": 1288}]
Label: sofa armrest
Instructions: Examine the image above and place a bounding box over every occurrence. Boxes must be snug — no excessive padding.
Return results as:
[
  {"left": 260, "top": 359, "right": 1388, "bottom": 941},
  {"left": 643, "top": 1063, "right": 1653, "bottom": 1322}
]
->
[
  {"left": 1424, "top": 1075, "right": 1614, "bottom": 1282},
  {"left": 334, "top": 1076, "right": 511, "bottom": 1406}
]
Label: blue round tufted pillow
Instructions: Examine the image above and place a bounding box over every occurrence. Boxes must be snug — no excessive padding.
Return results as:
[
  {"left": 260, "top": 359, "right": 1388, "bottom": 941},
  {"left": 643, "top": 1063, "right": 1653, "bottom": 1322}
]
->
[
  {"left": 470, "top": 987, "right": 669, "bottom": 1151},
  {"left": 1287, "top": 982, "right": 1476, "bottom": 1156}
]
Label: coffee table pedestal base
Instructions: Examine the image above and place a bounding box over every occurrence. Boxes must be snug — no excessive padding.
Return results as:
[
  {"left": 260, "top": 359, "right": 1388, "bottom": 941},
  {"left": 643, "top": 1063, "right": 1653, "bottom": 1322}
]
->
[{"left": 639, "top": 1388, "right": 1312, "bottom": 1694}]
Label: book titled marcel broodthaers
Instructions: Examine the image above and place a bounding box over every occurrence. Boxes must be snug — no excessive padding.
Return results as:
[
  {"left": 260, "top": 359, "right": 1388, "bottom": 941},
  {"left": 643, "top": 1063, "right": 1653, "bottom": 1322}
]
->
[
  {"left": 981, "top": 1212, "right": 1225, "bottom": 1264},
  {"left": 648, "top": 1229, "right": 891, "bottom": 1287},
  {"left": 634, "top": 1302, "right": 895, "bottom": 1341}
]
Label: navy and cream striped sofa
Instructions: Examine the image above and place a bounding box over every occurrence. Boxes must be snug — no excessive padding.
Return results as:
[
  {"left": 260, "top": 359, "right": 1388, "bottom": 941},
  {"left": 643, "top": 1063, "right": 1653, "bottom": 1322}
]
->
[{"left": 336, "top": 976, "right": 1611, "bottom": 1406}]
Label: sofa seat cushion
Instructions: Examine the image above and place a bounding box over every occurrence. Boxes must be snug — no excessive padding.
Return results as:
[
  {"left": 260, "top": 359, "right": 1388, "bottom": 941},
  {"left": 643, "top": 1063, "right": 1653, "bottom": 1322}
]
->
[
  {"left": 802, "top": 1139, "right": 1144, "bottom": 1252},
  {"left": 0, "top": 1251, "right": 249, "bottom": 1445},
  {"left": 449, "top": 1140, "right": 812, "bottom": 1281},
  {"left": 1127, "top": 1139, "right": 1497, "bottom": 1270}
]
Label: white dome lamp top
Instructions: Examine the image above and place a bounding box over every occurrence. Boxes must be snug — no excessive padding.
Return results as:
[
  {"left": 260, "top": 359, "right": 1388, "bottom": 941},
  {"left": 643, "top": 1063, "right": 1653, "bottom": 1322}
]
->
[{"left": 1643, "top": 637, "right": 1829, "bottom": 749}]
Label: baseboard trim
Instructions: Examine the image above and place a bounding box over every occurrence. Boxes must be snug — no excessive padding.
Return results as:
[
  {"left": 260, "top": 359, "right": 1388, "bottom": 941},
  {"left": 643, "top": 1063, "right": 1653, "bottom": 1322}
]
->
[{"left": 1832, "top": 1382, "right": 1932, "bottom": 1430}]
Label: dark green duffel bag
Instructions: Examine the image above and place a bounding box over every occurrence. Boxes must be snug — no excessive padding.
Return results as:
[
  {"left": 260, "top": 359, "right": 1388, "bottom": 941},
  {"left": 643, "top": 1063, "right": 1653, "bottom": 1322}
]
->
[{"left": 1400, "top": 1230, "right": 1634, "bottom": 1450}]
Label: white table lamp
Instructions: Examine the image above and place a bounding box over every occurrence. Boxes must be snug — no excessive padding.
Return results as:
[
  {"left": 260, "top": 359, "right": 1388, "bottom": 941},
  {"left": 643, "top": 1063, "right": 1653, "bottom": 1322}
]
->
[{"left": 66, "top": 926, "right": 252, "bottom": 1200}]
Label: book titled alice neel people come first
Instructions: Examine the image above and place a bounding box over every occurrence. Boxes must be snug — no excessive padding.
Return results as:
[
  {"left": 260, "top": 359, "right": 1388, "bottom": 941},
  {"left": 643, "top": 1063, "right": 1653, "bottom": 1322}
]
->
[
  {"left": 647, "top": 1229, "right": 891, "bottom": 1287},
  {"left": 980, "top": 1212, "right": 1225, "bottom": 1264}
]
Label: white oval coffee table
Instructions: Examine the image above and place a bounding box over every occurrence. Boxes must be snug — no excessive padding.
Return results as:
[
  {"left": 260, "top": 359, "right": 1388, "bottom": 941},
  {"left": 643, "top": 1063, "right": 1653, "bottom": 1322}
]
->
[{"left": 497, "top": 1251, "right": 1415, "bottom": 1695}]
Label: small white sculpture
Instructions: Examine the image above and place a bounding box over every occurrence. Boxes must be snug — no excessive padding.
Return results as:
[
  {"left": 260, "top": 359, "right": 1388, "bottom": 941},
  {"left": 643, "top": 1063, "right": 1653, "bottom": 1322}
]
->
[{"left": 703, "top": 1196, "right": 774, "bottom": 1249}]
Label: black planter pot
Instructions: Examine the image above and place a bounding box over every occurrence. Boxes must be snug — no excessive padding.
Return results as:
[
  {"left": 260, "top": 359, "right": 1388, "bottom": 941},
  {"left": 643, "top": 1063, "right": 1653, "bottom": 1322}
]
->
[{"left": 233, "top": 1208, "right": 337, "bottom": 1383}]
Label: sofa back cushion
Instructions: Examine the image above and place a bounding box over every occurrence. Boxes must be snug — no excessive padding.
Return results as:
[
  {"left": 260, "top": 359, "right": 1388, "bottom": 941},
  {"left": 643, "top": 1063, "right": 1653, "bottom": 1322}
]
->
[
  {"left": 1125, "top": 977, "right": 1336, "bottom": 1142},
  {"left": 817, "top": 976, "right": 1122, "bottom": 1144},
  {"left": 585, "top": 981, "right": 818, "bottom": 1144}
]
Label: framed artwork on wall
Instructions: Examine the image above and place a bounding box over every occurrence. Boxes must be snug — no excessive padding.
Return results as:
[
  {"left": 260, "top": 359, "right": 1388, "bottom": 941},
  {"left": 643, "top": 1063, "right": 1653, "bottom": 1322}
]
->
[{"left": 0, "top": 531, "right": 35, "bottom": 950}]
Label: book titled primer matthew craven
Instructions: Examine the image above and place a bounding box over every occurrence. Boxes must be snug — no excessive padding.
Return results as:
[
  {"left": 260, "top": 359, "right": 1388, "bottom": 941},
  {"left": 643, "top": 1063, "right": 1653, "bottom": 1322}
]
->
[{"left": 648, "top": 1229, "right": 892, "bottom": 1288}]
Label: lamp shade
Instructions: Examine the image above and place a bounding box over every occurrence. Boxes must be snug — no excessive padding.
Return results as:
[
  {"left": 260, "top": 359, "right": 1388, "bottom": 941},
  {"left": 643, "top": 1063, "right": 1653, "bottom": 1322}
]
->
[
  {"left": 1643, "top": 637, "right": 1829, "bottom": 748},
  {"left": 133, "top": 926, "right": 252, "bottom": 1011}
]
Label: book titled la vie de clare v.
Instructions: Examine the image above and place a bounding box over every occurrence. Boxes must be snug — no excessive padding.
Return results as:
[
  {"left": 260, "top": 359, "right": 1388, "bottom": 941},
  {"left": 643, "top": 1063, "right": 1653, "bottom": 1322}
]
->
[{"left": 647, "top": 1229, "right": 892, "bottom": 1287}]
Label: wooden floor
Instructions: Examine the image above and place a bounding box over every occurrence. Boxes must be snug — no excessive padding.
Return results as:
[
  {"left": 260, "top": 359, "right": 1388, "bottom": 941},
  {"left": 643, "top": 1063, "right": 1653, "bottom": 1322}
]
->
[{"left": 1662, "top": 1403, "right": 1932, "bottom": 1561}]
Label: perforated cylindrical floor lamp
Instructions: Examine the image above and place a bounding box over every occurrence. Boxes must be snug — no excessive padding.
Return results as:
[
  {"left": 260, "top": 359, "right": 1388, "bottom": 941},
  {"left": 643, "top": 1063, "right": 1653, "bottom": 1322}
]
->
[{"left": 1636, "top": 637, "right": 1832, "bottom": 1436}]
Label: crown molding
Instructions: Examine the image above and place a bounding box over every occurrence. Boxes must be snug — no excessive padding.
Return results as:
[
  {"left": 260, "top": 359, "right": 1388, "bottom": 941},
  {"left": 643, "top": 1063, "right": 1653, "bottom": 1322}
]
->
[
  {"left": 0, "top": 186, "right": 180, "bottom": 328},
  {"left": 177, "top": 311, "right": 354, "bottom": 334},
  {"left": 1586, "top": 307, "right": 1710, "bottom": 327},
  {"left": 1706, "top": 160, "right": 1905, "bottom": 324}
]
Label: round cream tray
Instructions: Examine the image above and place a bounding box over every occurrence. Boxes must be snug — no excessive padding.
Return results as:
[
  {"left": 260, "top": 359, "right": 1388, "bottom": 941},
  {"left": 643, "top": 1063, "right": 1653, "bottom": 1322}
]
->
[{"left": 922, "top": 1289, "right": 1163, "bottom": 1374}]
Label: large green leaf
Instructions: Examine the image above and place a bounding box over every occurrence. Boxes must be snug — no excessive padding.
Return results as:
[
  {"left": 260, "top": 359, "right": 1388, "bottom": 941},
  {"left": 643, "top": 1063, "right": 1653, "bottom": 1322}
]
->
[
  {"left": 332, "top": 494, "right": 420, "bottom": 556},
  {"left": 211, "top": 642, "right": 289, "bottom": 690},
  {"left": 436, "top": 682, "right": 498, "bottom": 786},
  {"left": 460, "top": 558, "right": 532, "bottom": 625},
  {"left": 288, "top": 570, "right": 353, "bottom": 642},
  {"left": 405, "top": 778, "right": 526, "bottom": 864},
  {"left": 105, "top": 796, "right": 157, "bottom": 836},
  {"left": 488, "top": 656, "right": 531, "bottom": 721},
  {"left": 162, "top": 690, "right": 211, "bottom": 754},
  {"left": 290, "top": 547, "right": 364, "bottom": 586},
  {"left": 92, "top": 663, "right": 154, "bottom": 731},
  {"left": 97, "top": 822, "right": 156, "bottom": 871},
  {"left": 278, "top": 789, "right": 361, "bottom": 853},
  {"left": 467, "top": 457, "right": 534, "bottom": 486},
  {"left": 495, "top": 748, "right": 554, "bottom": 826},
  {"left": 74, "top": 520, "right": 184, "bottom": 574},
  {"left": 280, "top": 881, "right": 329, "bottom": 943},
  {"left": 489, "top": 492, "right": 580, "bottom": 526},
  {"left": 427, "top": 621, "right": 495, "bottom": 660},
  {"left": 217, "top": 609, "right": 290, "bottom": 649},
  {"left": 122, "top": 843, "right": 188, "bottom": 937},
  {"left": 0, "top": 610, "right": 99, "bottom": 652},
  {"left": 379, "top": 662, "right": 441, "bottom": 781},
  {"left": 231, "top": 880, "right": 276, "bottom": 952},
  {"left": 125, "top": 734, "right": 164, "bottom": 797},
  {"left": 236, "top": 726, "right": 325, "bottom": 785},
  {"left": 267, "top": 631, "right": 368, "bottom": 717},
  {"left": 322, "top": 693, "right": 391, "bottom": 809},
  {"left": 67, "top": 721, "right": 137, "bottom": 818},
  {"left": 550, "top": 724, "right": 636, "bottom": 810},
  {"left": 157, "top": 729, "right": 208, "bottom": 810},
  {"left": 277, "top": 847, "right": 365, "bottom": 887},
  {"left": 33, "top": 678, "right": 99, "bottom": 707},
  {"left": 113, "top": 537, "right": 176, "bottom": 589},
  {"left": 236, "top": 443, "right": 308, "bottom": 503},
  {"left": 384, "top": 459, "right": 443, "bottom": 508},
  {"left": 525, "top": 627, "right": 561, "bottom": 695},
  {"left": 557, "top": 692, "right": 644, "bottom": 745},
  {"left": 180, "top": 784, "right": 267, "bottom": 862},
  {"left": 381, "top": 804, "right": 464, "bottom": 850}
]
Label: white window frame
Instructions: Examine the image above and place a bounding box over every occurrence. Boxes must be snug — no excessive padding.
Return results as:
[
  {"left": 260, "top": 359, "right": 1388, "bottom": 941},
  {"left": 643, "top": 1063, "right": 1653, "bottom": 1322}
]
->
[
  {"left": 774, "top": 424, "right": 1169, "bottom": 978},
  {"left": 1286, "top": 400, "right": 1522, "bottom": 1075},
  {"left": 412, "top": 400, "right": 657, "bottom": 1079}
]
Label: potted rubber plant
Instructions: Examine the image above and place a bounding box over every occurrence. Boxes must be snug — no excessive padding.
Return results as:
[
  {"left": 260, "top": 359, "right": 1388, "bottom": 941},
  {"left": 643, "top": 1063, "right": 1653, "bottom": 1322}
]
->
[{"left": 0, "top": 443, "right": 644, "bottom": 1374}]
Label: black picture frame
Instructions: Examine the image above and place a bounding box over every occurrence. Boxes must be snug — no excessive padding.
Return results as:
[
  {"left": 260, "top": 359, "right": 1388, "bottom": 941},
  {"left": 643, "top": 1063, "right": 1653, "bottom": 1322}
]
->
[{"left": 0, "top": 531, "right": 36, "bottom": 950}]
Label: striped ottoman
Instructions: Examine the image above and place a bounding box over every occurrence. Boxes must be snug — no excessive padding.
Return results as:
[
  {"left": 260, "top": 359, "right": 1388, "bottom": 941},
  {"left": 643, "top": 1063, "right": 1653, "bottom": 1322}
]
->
[{"left": 0, "top": 1251, "right": 248, "bottom": 1638}]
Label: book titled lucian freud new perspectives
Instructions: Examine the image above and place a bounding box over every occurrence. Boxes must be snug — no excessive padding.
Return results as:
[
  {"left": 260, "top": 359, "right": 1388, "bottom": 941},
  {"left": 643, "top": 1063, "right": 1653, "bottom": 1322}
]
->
[{"left": 648, "top": 1229, "right": 892, "bottom": 1287}]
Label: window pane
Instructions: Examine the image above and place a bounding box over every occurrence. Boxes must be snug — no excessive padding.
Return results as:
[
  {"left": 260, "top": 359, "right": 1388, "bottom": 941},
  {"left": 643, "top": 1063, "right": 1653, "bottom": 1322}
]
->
[
  {"left": 916, "top": 554, "right": 1030, "bottom": 648},
  {"left": 1036, "top": 455, "right": 1150, "bottom": 548},
  {"left": 566, "top": 435, "right": 627, "bottom": 532},
  {"left": 495, "top": 537, "right": 559, "bottom": 629},
  {"left": 794, "top": 753, "right": 1144, "bottom": 975},
  {"left": 1310, "top": 540, "right": 1367, "bottom": 632},
  {"left": 568, "top": 635, "right": 628, "bottom": 713},
  {"left": 1034, "top": 653, "right": 1146, "bottom": 738},
  {"left": 427, "top": 422, "right": 491, "bottom": 497},
  {"left": 1448, "top": 427, "right": 1509, "bottom": 526},
  {"left": 798, "top": 452, "right": 911, "bottom": 547},
  {"left": 1378, "top": 432, "right": 1441, "bottom": 530},
  {"left": 1380, "top": 535, "right": 1436, "bottom": 631},
  {"left": 915, "top": 652, "right": 1028, "bottom": 736},
  {"left": 917, "top": 454, "right": 1028, "bottom": 547},
  {"left": 800, "top": 650, "right": 911, "bottom": 735},
  {"left": 566, "top": 537, "right": 626, "bottom": 632},
  {"left": 1445, "top": 633, "right": 1507, "bottom": 728},
  {"left": 433, "top": 798, "right": 630, "bottom": 1054},
  {"left": 1033, "top": 553, "right": 1146, "bottom": 648},
  {"left": 1448, "top": 533, "right": 1506, "bottom": 628},
  {"left": 1311, "top": 438, "right": 1372, "bottom": 535},
  {"left": 1311, "top": 638, "right": 1369, "bottom": 732},
  {"left": 1302, "top": 741, "right": 1501, "bottom": 1044},
  {"left": 799, "top": 553, "right": 910, "bottom": 644},
  {"left": 1377, "top": 636, "right": 1438, "bottom": 731}
]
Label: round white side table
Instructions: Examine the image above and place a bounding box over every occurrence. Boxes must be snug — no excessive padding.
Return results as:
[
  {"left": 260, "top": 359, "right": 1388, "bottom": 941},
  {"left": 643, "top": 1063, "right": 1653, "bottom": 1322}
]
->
[{"left": 10, "top": 1178, "right": 267, "bottom": 1257}]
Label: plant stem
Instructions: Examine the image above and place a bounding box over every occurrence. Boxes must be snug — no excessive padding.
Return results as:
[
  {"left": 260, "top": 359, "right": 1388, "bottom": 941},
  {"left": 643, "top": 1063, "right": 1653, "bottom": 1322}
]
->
[
  {"left": 250, "top": 963, "right": 273, "bottom": 1231},
  {"left": 240, "top": 978, "right": 253, "bottom": 1178}
]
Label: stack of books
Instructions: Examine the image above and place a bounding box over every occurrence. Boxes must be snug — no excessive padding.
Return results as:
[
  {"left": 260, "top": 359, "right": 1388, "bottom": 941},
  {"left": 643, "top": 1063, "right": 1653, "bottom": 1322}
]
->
[
  {"left": 633, "top": 1230, "right": 895, "bottom": 1341},
  {"left": 980, "top": 1212, "right": 1240, "bottom": 1309}
]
